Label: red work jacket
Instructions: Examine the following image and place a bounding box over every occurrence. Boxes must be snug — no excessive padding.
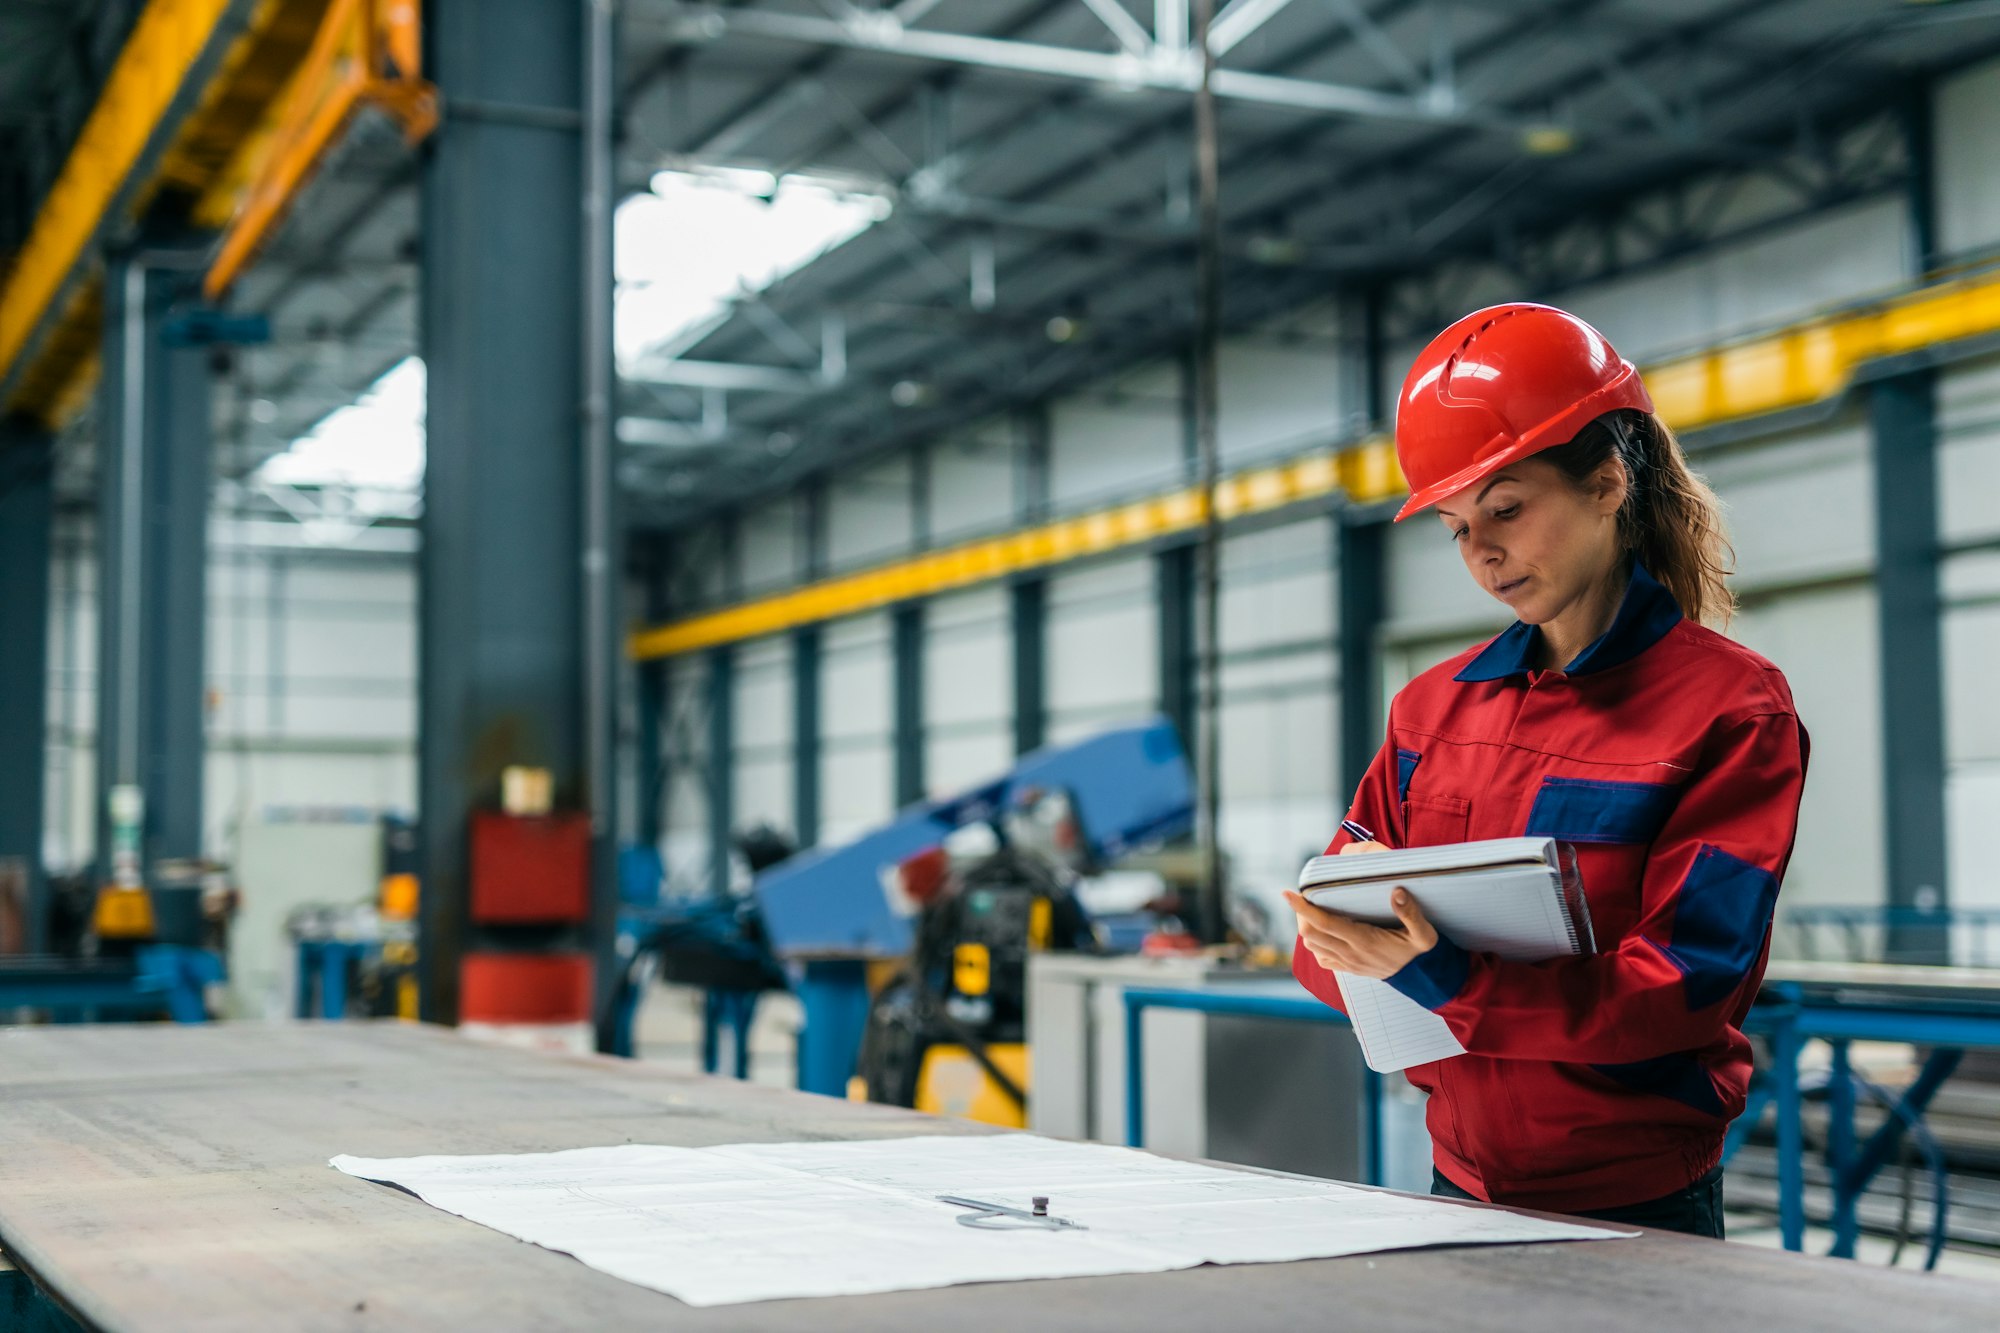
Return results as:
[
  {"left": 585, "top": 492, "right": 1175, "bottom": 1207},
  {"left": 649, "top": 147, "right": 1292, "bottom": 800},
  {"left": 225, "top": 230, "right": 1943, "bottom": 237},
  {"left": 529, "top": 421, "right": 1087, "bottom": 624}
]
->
[{"left": 1294, "top": 564, "right": 1809, "bottom": 1212}]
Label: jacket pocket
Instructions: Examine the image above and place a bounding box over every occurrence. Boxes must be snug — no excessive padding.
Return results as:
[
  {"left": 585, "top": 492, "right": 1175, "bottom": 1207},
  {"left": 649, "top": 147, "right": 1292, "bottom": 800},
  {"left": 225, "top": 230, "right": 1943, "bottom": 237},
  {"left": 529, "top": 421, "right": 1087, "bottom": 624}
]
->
[
  {"left": 1402, "top": 793, "right": 1470, "bottom": 846},
  {"left": 1524, "top": 776, "right": 1680, "bottom": 845}
]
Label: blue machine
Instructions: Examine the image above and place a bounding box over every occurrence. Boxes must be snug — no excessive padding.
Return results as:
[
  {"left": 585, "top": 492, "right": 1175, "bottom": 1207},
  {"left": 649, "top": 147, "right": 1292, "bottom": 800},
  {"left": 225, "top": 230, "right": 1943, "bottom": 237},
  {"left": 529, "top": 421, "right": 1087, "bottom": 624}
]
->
[
  {"left": 606, "top": 719, "right": 1192, "bottom": 1089},
  {"left": 756, "top": 720, "right": 1194, "bottom": 960},
  {"left": 755, "top": 717, "right": 1195, "bottom": 1095},
  {"left": 0, "top": 945, "right": 222, "bottom": 1023}
]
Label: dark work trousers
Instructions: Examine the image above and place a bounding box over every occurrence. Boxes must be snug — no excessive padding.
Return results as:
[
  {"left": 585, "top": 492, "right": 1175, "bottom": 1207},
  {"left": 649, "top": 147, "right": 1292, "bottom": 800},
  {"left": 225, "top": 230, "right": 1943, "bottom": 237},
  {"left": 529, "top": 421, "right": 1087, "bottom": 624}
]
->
[{"left": 1430, "top": 1164, "right": 1726, "bottom": 1239}]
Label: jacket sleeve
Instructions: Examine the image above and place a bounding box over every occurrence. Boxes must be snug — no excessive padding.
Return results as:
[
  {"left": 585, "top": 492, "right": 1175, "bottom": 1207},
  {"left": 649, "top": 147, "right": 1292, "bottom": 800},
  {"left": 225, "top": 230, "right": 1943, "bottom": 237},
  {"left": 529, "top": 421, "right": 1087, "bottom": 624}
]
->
[
  {"left": 1293, "top": 727, "right": 1408, "bottom": 1015},
  {"left": 1382, "top": 707, "right": 1807, "bottom": 1064}
]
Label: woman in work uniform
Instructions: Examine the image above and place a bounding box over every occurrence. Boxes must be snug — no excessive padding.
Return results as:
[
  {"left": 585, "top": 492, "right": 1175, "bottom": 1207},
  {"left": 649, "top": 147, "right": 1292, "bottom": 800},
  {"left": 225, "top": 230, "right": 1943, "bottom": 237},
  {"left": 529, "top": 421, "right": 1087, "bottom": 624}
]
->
[{"left": 1285, "top": 303, "right": 1809, "bottom": 1238}]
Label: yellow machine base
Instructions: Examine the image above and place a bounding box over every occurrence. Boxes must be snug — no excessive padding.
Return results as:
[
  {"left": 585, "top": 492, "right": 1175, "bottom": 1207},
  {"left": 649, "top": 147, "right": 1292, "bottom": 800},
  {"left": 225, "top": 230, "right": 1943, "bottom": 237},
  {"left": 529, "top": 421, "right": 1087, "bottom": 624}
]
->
[{"left": 914, "top": 1043, "right": 1030, "bottom": 1128}]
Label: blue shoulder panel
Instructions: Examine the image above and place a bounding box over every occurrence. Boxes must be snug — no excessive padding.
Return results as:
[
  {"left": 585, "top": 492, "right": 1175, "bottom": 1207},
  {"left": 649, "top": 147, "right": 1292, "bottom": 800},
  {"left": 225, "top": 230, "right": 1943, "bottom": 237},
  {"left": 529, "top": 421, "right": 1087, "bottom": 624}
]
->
[
  {"left": 1662, "top": 844, "right": 1780, "bottom": 1011},
  {"left": 1525, "top": 776, "right": 1679, "bottom": 845}
]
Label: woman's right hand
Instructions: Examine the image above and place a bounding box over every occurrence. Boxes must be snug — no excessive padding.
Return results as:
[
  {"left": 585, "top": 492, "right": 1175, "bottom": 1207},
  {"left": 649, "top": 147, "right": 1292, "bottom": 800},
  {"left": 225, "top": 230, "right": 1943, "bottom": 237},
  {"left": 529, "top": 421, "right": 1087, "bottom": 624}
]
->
[{"left": 1339, "top": 840, "right": 1390, "bottom": 855}]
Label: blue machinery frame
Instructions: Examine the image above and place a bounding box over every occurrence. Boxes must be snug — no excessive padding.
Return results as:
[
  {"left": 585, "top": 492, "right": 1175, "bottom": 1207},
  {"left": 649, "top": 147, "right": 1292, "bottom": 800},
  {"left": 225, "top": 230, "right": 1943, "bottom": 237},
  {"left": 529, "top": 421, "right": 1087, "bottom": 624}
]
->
[
  {"left": 0, "top": 946, "right": 221, "bottom": 1023},
  {"left": 1122, "top": 980, "right": 2000, "bottom": 1265},
  {"left": 1732, "top": 983, "right": 2000, "bottom": 1266}
]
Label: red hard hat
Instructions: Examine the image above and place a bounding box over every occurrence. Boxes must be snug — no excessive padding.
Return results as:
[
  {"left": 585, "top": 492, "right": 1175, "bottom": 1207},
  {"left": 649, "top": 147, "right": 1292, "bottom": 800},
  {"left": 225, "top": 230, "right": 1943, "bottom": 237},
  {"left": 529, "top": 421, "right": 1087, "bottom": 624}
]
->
[{"left": 1392, "top": 303, "right": 1653, "bottom": 521}]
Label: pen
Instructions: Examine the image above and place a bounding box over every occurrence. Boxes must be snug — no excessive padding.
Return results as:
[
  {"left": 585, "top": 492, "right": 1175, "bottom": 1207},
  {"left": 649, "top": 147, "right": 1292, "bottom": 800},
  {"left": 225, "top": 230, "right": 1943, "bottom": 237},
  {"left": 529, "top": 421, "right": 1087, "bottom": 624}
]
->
[{"left": 1340, "top": 819, "right": 1384, "bottom": 846}]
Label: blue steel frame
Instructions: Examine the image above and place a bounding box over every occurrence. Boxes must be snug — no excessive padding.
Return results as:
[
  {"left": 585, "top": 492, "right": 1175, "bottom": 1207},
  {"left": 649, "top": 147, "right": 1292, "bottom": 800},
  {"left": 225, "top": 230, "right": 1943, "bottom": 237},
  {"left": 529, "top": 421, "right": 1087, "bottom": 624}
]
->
[
  {"left": 294, "top": 940, "right": 378, "bottom": 1020},
  {"left": 0, "top": 945, "right": 221, "bottom": 1023},
  {"left": 1735, "top": 984, "right": 2000, "bottom": 1265},
  {"left": 1121, "top": 986, "right": 1384, "bottom": 1187}
]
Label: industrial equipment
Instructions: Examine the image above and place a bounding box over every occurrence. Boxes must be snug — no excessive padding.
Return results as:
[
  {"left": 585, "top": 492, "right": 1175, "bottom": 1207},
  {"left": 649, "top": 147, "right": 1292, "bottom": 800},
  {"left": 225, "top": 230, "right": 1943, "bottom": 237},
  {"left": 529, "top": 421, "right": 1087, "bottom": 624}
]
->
[
  {"left": 857, "top": 834, "right": 1096, "bottom": 1126},
  {"left": 0, "top": 860, "right": 228, "bottom": 1023},
  {"left": 605, "top": 719, "right": 1197, "bottom": 1103},
  {"left": 757, "top": 718, "right": 1197, "bottom": 1102}
]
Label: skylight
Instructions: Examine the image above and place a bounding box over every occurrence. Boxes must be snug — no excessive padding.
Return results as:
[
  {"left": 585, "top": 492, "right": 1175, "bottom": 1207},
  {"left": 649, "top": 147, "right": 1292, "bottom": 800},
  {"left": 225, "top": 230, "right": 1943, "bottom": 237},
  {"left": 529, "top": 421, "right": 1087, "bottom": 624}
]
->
[
  {"left": 616, "top": 165, "right": 890, "bottom": 366},
  {"left": 253, "top": 165, "right": 885, "bottom": 495},
  {"left": 257, "top": 356, "right": 426, "bottom": 494}
]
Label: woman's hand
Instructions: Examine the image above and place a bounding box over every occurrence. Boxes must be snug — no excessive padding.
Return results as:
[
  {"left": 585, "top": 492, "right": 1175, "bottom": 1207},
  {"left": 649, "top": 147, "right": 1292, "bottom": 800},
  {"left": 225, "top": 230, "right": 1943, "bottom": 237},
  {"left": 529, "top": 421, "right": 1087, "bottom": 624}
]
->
[
  {"left": 1283, "top": 887, "right": 1439, "bottom": 980},
  {"left": 1339, "top": 840, "right": 1390, "bottom": 855}
]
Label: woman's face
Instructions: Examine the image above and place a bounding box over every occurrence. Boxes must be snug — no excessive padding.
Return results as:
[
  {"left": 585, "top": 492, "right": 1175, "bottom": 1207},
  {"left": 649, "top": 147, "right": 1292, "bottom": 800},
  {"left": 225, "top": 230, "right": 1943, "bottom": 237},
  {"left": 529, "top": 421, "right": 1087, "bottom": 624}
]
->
[{"left": 1433, "top": 454, "right": 1627, "bottom": 626}]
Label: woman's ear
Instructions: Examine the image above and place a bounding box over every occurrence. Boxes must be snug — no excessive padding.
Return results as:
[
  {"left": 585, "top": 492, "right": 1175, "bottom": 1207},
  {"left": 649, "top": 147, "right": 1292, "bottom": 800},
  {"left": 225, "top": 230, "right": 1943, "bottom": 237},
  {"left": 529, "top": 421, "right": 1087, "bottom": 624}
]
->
[{"left": 1592, "top": 455, "right": 1629, "bottom": 516}]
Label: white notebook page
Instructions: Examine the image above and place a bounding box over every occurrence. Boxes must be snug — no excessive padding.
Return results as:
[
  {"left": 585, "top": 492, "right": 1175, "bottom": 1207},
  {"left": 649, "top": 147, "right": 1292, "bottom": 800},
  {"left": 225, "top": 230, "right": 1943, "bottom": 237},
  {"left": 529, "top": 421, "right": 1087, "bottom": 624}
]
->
[{"left": 1307, "top": 865, "right": 1579, "bottom": 1073}]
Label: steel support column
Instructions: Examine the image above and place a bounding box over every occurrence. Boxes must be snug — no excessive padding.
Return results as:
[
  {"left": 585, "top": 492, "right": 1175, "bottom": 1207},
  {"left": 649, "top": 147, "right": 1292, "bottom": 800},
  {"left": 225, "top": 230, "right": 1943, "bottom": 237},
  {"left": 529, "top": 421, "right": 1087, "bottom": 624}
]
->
[
  {"left": 706, "top": 646, "right": 734, "bottom": 893},
  {"left": 1011, "top": 577, "right": 1046, "bottom": 756},
  {"left": 1157, "top": 543, "right": 1198, "bottom": 759},
  {"left": 1871, "top": 370, "right": 1949, "bottom": 963},
  {"left": 0, "top": 422, "right": 53, "bottom": 950},
  {"left": 893, "top": 602, "right": 926, "bottom": 807},
  {"left": 636, "top": 535, "right": 672, "bottom": 849},
  {"left": 1336, "top": 518, "right": 1386, "bottom": 797},
  {"left": 94, "top": 255, "right": 210, "bottom": 893},
  {"left": 419, "top": 0, "right": 611, "bottom": 1023},
  {"left": 792, "top": 624, "right": 821, "bottom": 847},
  {"left": 1338, "top": 284, "right": 1391, "bottom": 799}
]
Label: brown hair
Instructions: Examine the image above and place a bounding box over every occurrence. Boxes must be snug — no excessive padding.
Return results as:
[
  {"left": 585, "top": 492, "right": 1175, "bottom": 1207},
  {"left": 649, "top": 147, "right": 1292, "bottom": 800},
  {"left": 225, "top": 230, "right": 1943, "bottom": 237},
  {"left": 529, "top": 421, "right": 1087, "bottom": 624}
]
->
[{"left": 1539, "top": 410, "right": 1736, "bottom": 626}]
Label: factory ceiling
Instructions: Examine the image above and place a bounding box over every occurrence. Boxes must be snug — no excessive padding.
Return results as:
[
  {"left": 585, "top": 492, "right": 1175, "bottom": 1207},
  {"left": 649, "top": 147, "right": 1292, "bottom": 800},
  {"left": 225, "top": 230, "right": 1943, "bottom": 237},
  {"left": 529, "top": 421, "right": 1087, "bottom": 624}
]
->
[{"left": 54, "top": 0, "right": 2000, "bottom": 532}]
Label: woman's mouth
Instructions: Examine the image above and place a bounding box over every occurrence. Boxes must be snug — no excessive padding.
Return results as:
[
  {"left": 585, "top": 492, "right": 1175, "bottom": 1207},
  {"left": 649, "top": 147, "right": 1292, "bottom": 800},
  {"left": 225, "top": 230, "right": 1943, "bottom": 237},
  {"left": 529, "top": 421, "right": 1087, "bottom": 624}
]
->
[{"left": 1494, "top": 576, "right": 1528, "bottom": 599}]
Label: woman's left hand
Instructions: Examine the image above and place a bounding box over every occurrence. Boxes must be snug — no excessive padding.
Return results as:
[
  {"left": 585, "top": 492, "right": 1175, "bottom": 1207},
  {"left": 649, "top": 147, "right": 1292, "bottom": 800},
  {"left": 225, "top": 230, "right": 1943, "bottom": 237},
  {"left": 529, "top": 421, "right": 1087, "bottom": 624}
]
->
[{"left": 1283, "top": 888, "right": 1439, "bottom": 980}]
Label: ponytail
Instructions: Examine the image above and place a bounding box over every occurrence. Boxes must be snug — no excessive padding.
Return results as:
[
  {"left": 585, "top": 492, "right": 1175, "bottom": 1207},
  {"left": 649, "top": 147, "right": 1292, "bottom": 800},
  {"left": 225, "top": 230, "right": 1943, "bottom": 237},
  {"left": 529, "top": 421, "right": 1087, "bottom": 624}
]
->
[{"left": 1540, "top": 410, "right": 1736, "bottom": 627}]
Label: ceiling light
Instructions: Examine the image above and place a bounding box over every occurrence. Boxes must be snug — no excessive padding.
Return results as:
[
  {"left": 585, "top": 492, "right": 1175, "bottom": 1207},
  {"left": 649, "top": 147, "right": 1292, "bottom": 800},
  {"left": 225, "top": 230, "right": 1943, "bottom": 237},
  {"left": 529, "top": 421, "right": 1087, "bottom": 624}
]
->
[
  {"left": 767, "top": 431, "right": 797, "bottom": 456},
  {"left": 890, "top": 380, "right": 931, "bottom": 408},
  {"left": 1045, "top": 316, "right": 1084, "bottom": 343},
  {"left": 1246, "top": 236, "right": 1305, "bottom": 266},
  {"left": 1522, "top": 124, "right": 1576, "bottom": 156}
]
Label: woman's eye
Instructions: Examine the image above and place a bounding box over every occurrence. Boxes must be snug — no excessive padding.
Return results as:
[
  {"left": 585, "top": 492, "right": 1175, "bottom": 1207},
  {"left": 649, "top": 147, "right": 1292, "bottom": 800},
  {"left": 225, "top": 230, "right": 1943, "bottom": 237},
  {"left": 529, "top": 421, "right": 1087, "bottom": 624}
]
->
[
  {"left": 1492, "top": 505, "right": 1519, "bottom": 521},
  {"left": 1449, "top": 526, "right": 1468, "bottom": 543}
]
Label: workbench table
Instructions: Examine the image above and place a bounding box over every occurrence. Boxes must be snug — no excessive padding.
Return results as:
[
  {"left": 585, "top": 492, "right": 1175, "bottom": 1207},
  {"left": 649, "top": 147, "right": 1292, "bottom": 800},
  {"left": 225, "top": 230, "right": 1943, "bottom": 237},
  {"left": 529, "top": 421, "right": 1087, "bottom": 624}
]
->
[{"left": 0, "top": 1023, "right": 1986, "bottom": 1331}]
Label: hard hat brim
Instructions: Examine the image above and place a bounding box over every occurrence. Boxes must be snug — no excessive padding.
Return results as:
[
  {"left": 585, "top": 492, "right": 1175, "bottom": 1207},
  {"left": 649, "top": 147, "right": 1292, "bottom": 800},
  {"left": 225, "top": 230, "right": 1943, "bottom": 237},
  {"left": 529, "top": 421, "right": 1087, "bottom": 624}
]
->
[{"left": 1391, "top": 365, "right": 1654, "bottom": 521}]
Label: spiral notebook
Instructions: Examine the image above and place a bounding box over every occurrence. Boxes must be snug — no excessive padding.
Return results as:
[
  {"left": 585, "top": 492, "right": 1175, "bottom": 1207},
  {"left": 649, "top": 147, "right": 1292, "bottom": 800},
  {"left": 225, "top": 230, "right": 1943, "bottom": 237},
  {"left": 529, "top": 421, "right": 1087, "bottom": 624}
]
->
[{"left": 1298, "top": 837, "right": 1593, "bottom": 1073}]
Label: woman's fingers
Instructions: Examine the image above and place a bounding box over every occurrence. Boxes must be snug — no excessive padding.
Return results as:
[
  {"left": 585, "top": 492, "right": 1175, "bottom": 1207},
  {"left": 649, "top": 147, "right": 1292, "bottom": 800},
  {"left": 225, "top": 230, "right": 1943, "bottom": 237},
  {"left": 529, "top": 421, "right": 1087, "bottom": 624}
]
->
[{"left": 1390, "top": 888, "right": 1438, "bottom": 950}]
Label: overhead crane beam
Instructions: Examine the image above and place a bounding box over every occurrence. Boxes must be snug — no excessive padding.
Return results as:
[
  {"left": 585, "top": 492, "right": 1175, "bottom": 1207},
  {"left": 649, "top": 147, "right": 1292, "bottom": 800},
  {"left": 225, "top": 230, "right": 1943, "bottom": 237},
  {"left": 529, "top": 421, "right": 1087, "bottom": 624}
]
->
[
  {"left": 627, "top": 261, "right": 2000, "bottom": 661},
  {"left": 0, "top": 0, "right": 412, "bottom": 427},
  {"left": 0, "top": 0, "right": 251, "bottom": 418},
  {"left": 200, "top": 0, "right": 437, "bottom": 301}
]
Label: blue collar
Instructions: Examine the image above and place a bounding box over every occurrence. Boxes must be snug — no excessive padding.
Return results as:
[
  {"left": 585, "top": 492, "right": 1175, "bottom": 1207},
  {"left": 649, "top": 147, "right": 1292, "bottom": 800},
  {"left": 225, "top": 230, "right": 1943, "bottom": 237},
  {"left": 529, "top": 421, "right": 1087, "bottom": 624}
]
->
[{"left": 1455, "top": 562, "right": 1683, "bottom": 682}]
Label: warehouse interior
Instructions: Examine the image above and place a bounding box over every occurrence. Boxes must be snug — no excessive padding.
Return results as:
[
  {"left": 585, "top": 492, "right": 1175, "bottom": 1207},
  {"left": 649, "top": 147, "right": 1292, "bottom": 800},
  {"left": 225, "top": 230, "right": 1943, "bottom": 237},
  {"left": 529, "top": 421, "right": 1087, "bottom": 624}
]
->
[{"left": 8, "top": 0, "right": 2000, "bottom": 1326}]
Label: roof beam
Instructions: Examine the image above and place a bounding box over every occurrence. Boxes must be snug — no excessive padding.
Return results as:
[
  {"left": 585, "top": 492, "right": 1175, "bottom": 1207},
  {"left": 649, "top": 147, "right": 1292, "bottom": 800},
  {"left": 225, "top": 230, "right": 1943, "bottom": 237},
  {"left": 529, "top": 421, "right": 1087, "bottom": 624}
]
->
[
  {"left": 626, "top": 358, "right": 831, "bottom": 393},
  {"left": 645, "top": 1, "right": 1503, "bottom": 129},
  {"left": 1209, "top": 0, "right": 1299, "bottom": 58},
  {"left": 1079, "top": 0, "right": 1155, "bottom": 56}
]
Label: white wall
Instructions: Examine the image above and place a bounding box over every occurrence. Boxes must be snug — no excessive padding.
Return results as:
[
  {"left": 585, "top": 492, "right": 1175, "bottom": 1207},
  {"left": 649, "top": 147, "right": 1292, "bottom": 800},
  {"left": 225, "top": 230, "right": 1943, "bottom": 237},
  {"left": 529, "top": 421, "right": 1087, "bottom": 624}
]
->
[
  {"left": 819, "top": 611, "right": 894, "bottom": 843},
  {"left": 1045, "top": 557, "right": 1159, "bottom": 745},
  {"left": 731, "top": 634, "right": 794, "bottom": 841},
  {"left": 922, "top": 586, "right": 1012, "bottom": 797},
  {"left": 42, "top": 536, "right": 417, "bottom": 875},
  {"left": 1216, "top": 522, "right": 1340, "bottom": 921}
]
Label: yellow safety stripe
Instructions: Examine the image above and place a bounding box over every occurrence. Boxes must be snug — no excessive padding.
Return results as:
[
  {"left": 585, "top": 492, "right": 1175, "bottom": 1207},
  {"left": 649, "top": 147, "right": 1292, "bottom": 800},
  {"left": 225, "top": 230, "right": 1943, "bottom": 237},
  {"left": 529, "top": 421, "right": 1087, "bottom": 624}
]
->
[{"left": 626, "top": 437, "right": 1404, "bottom": 660}]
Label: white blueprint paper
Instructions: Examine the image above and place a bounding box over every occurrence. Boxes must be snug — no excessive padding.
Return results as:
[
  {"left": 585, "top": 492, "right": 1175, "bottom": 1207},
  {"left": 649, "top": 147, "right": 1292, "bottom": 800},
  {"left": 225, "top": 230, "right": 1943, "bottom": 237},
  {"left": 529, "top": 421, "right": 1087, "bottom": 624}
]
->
[{"left": 332, "top": 1134, "right": 1630, "bottom": 1307}]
